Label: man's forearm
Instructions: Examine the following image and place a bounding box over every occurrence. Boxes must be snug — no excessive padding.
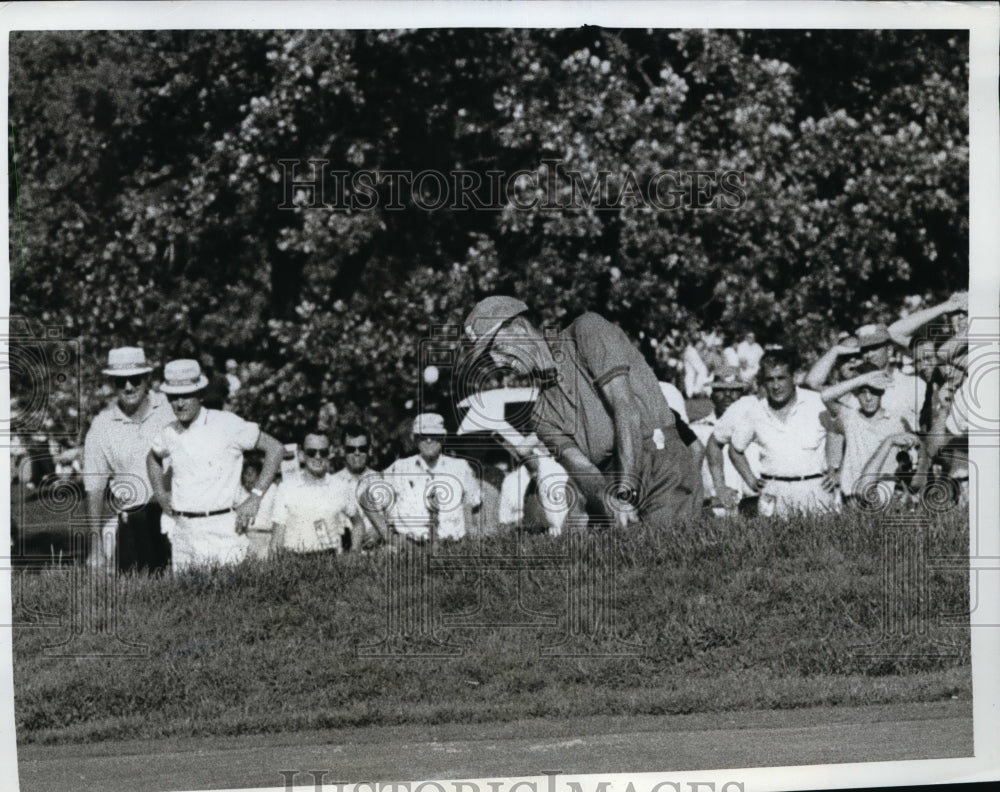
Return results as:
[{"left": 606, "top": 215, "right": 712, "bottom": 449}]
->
[
  {"left": 85, "top": 490, "right": 107, "bottom": 560},
  {"left": 888, "top": 301, "right": 953, "bottom": 347},
  {"left": 727, "top": 445, "right": 759, "bottom": 490},
  {"left": 705, "top": 437, "right": 729, "bottom": 495},
  {"left": 146, "top": 452, "right": 171, "bottom": 510},
  {"left": 86, "top": 488, "right": 105, "bottom": 525},
  {"left": 805, "top": 349, "right": 838, "bottom": 390},
  {"left": 559, "top": 447, "right": 615, "bottom": 518},
  {"left": 252, "top": 431, "right": 284, "bottom": 493}
]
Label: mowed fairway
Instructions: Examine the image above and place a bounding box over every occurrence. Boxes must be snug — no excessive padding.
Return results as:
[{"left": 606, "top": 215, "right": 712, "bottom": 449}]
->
[{"left": 17, "top": 701, "right": 973, "bottom": 792}]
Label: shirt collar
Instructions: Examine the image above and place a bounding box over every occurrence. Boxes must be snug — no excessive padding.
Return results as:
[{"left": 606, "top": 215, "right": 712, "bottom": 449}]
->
[
  {"left": 111, "top": 394, "right": 157, "bottom": 424},
  {"left": 763, "top": 387, "right": 801, "bottom": 416},
  {"left": 414, "top": 455, "right": 441, "bottom": 474}
]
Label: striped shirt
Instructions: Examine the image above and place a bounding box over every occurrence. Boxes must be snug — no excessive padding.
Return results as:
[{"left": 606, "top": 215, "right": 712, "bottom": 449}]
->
[{"left": 83, "top": 391, "right": 174, "bottom": 507}]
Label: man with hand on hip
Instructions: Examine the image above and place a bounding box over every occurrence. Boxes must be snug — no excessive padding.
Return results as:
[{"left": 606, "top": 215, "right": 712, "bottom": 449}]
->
[
  {"left": 147, "top": 359, "right": 283, "bottom": 569},
  {"left": 708, "top": 349, "right": 835, "bottom": 517}
]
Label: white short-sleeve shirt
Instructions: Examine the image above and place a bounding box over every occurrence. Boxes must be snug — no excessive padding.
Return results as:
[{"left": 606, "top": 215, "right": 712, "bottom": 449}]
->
[
  {"left": 271, "top": 473, "right": 357, "bottom": 553},
  {"left": 722, "top": 388, "right": 828, "bottom": 478},
  {"left": 382, "top": 453, "right": 482, "bottom": 540},
  {"left": 833, "top": 406, "right": 906, "bottom": 495},
  {"left": 150, "top": 407, "right": 259, "bottom": 512},
  {"left": 693, "top": 410, "right": 761, "bottom": 497}
]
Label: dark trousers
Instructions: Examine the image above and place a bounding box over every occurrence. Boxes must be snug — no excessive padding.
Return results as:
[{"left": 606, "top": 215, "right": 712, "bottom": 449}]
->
[
  {"left": 117, "top": 502, "right": 171, "bottom": 573},
  {"left": 638, "top": 431, "right": 704, "bottom": 527}
]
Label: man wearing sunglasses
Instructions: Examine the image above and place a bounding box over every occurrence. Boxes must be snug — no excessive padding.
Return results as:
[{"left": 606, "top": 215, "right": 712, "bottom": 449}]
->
[
  {"left": 147, "top": 359, "right": 283, "bottom": 570},
  {"left": 83, "top": 347, "right": 176, "bottom": 572},
  {"left": 378, "top": 413, "right": 481, "bottom": 544},
  {"left": 330, "top": 423, "right": 380, "bottom": 549},
  {"left": 270, "top": 430, "right": 363, "bottom": 555}
]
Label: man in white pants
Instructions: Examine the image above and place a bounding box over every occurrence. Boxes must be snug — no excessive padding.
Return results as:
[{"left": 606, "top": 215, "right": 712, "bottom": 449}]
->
[
  {"left": 708, "top": 349, "right": 835, "bottom": 517},
  {"left": 147, "top": 359, "right": 283, "bottom": 569}
]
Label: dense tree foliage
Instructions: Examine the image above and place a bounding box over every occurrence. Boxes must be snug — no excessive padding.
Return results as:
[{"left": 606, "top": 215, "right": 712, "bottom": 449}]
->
[{"left": 9, "top": 28, "right": 968, "bottom": 440}]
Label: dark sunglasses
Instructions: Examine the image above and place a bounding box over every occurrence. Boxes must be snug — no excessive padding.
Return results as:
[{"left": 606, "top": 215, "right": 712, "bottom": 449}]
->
[
  {"left": 303, "top": 447, "right": 331, "bottom": 458},
  {"left": 165, "top": 391, "right": 196, "bottom": 402},
  {"left": 113, "top": 375, "right": 147, "bottom": 388},
  {"left": 344, "top": 443, "right": 369, "bottom": 454},
  {"left": 416, "top": 434, "right": 443, "bottom": 443}
]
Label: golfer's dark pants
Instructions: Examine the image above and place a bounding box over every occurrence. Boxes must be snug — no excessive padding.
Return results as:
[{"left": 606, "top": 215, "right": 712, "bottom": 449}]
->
[
  {"left": 637, "top": 430, "right": 704, "bottom": 528},
  {"left": 117, "top": 502, "right": 170, "bottom": 573}
]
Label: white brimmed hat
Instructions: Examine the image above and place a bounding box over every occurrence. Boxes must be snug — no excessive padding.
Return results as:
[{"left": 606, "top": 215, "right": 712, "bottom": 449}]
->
[
  {"left": 160, "top": 359, "right": 209, "bottom": 395},
  {"left": 412, "top": 412, "right": 447, "bottom": 436},
  {"left": 102, "top": 346, "right": 153, "bottom": 377}
]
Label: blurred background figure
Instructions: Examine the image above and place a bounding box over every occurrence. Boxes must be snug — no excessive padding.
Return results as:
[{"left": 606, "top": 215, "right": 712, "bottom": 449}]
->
[
  {"left": 238, "top": 453, "right": 278, "bottom": 559},
  {"left": 736, "top": 331, "right": 765, "bottom": 385},
  {"left": 198, "top": 351, "right": 231, "bottom": 411},
  {"left": 691, "top": 366, "right": 760, "bottom": 516},
  {"left": 683, "top": 334, "right": 711, "bottom": 399},
  {"left": 224, "top": 359, "right": 242, "bottom": 397}
]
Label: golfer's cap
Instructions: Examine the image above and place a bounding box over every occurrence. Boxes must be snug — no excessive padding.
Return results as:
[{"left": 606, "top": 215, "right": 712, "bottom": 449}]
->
[
  {"left": 857, "top": 323, "right": 891, "bottom": 348},
  {"left": 461, "top": 295, "right": 529, "bottom": 362}
]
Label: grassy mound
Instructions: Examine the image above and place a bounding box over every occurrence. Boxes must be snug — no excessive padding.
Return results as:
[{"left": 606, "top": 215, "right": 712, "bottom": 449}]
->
[{"left": 12, "top": 508, "right": 971, "bottom": 744}]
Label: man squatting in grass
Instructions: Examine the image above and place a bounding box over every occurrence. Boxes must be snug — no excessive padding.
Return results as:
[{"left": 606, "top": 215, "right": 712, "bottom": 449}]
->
[
  {"left": 458, "top": 296, "right": 702, "bottom": 529},
  {"left": 708, "top": 348, "right": 836, "bottom": 517},
  {"left": 83, "top": 346, "right": 174, "bottom": 572},
  {"left": 147, "top": 359, "right": 284, "bottom": 569}
]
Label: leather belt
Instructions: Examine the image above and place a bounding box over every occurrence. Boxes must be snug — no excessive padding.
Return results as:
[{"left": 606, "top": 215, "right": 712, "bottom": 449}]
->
[
  {"left": 760, "top": 473, "right": 824, "bottom": 482},
  {"left": 174, "top": 507, "right": 235, "bottom": 519}
]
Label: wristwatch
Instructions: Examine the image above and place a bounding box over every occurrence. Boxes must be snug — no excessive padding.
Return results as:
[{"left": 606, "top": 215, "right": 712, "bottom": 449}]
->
[{"left": 250, "top": 487, "right": 265, "bottom": 498}]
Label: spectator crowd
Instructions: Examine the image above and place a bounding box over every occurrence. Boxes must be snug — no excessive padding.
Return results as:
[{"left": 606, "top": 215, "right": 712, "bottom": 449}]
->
[{"left": 12, "top": 291, "right": 972, "bottom": 573}]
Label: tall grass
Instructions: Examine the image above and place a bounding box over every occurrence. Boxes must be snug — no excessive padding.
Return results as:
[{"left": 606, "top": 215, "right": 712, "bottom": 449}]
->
[{"left": 12, "top": 508, "right": 971, "bottom": 744}]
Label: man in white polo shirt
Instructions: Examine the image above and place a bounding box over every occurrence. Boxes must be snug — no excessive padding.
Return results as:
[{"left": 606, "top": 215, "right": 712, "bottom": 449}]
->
[
  {"left": 83, "top": 346, "right": 174, "bottom": 572},
  {"left": 271, "top": 430, "right": 362, "bottom": 555},
  {"left": 708, "top": 349, "right": 835, "bottom": 517},
  {"left": 380, "top": 413, "right": 481, "bottom": 543},
  {"left": 147, "top": 359, "right": 283, "bottom": 569}
]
